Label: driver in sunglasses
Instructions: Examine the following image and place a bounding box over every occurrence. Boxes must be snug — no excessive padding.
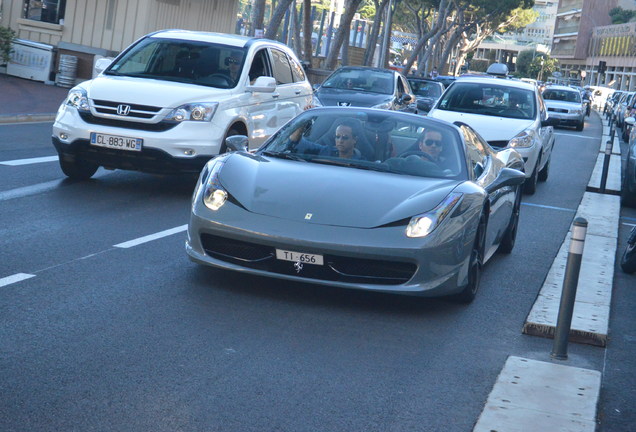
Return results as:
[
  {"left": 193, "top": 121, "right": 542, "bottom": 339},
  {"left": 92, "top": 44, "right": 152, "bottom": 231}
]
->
[
  {"left": 417, "top": 130, "right": 445, "bottom": 164},
  {"left": 223, "top": 52, "right": 243, "bottom": 83}
]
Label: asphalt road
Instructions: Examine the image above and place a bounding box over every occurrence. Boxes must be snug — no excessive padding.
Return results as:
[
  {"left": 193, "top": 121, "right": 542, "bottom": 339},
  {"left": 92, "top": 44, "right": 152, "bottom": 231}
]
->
[{"left": 1, "top": 114, "right": 634, "bottom": 431}]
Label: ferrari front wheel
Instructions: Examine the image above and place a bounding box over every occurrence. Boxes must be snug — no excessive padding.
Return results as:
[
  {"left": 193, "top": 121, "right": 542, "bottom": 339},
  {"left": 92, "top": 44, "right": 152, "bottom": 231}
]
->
[{"left": 452, "top": 213, "right": 486, "bottom": 304}]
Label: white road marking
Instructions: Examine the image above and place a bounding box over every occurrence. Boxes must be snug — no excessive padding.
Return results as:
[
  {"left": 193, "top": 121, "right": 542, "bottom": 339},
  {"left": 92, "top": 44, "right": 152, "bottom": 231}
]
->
[
  {"left": 554, "top": 133, "right": 598, "bottom": 140},
  {"left": 0, "top": 180, "right": 62, "bottom": 201},
  {"left": 521, "top": 202, "right": 576, "bottom": 212},
  {"left": 114, "top": 224, "right": 188, "bottom": 249},
  {"left": 0, "top": 273, "right": 36, "bottom": 288},
  {"left": 0, "top": 156, "right": 59, "bottom": 166}
]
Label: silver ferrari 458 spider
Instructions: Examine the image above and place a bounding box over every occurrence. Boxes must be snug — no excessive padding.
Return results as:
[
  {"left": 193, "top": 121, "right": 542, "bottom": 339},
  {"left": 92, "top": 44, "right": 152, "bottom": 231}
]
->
[{"left": 186, "top": 107, "right": 525, "bottom": 303}]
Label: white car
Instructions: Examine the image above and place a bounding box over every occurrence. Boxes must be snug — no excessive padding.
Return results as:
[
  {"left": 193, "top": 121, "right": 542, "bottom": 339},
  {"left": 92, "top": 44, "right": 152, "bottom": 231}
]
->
[
  {"left": 542, "top": 85, "right": 585, "bottom": 131},
  {"left": 428, "top": 76, "right": 557, "bottom": 194},
  {"left": 52, "top": 30, "right": 313, "bottom": 179}
]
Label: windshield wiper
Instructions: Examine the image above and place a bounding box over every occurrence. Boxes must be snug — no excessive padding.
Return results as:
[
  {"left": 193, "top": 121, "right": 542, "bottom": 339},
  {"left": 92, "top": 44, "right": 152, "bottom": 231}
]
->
[{"left": 262, "top": 151, "right": 308, "bottom": 162}]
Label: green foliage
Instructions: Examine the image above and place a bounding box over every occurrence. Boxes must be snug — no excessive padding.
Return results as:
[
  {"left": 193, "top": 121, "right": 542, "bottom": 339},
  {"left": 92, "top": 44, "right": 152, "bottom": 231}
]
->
[
  {"left": 609, "top": 7, "right": 636, "bottom": 24},
  {"left": 515, "top": 49, "right": 536, "bottom": 77},
  {"left": 0, "top": 26, "right": 16, "bottom": 65},
  {"left": 527, "top": 53, "right": 558, "bottom": 80},
  {"left": 470, "top": 59, "right": 489, "bottom": 72}
]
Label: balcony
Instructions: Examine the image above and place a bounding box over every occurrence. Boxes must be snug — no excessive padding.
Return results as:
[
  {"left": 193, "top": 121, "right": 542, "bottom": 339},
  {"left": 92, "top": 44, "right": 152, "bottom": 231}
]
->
[
  {"left": 557, "top": 0, "right": 583, "bottom": 14},
  {"left": 554, "top": 23, "right": 580, "bottom": 35}
]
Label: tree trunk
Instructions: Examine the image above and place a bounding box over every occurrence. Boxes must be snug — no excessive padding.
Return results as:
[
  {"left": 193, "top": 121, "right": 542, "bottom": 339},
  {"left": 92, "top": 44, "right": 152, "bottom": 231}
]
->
[
  {"left": 265, "top": 0, "right": 294, "bottom": 40},
  {"left": 363, "top": 0, "right": 389, "bottom": 66},
  {"left": 402, "top": 0, "right": 451, "bottom": 76},
  {"left": 252, "top": 0, "right": 267, "bottom": 37},
  {"left": 303, "top": 0, "right": 313, "bottom": 63},
  {"left": 324, "top": 0, "right": 364, "bottom": 70}
]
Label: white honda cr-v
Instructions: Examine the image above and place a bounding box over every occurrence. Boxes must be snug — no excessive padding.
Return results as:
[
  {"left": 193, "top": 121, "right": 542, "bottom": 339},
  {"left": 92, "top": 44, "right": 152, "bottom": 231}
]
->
[{"left": 52, "top": 30, "right": 313, "bottom": 179}]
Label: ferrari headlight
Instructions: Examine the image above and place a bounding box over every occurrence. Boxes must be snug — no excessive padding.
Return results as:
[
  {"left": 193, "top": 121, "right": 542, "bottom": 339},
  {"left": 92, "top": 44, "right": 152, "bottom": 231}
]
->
[
  {"left": 65, "top": 87, "right": 90, "bottom": 112},
  {"left": 372, "top": 100, "right": 392, "bottom": 110},
  {"left": 203, "top": 188, "right": 227, "bottom": 211},
  {"left": 166, "top": 102, "right": 218, "bottom": 122},
  {"left": 197, "top": 160, "right": 228, "bottom": 211},
  {"left": 508, "top": 128, "right": 536, "bottom": 148},
  {"left": 406, "top": 193, "right": 463, "bottom": 238}
]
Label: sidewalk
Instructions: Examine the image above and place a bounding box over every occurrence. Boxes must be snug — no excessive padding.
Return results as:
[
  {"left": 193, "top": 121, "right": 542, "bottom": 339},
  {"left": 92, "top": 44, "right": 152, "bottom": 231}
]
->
[{"left": 0, "top": 73, "right": 69, "bottom": 123}]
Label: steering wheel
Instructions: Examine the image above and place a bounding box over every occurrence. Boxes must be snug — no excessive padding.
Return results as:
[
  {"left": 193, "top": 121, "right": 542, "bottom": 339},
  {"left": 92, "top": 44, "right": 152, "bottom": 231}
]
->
[
  {"left": 206, "top": 73, "right": 234, "bottom": 87},
  {"left": 400, "top": 150, "right": 436, "bottom": 162}
]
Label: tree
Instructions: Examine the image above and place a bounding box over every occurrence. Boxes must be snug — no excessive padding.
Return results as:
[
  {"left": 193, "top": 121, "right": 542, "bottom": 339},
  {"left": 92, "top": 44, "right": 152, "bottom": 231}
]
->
[
  {"left": 0, "top": 26, "right": 15, "bottom": 65},
  {"left": 515, "top": 49, "right": 536, "bottom": 77},
  {"left": 609, "top": 7, "right": 636, "bottom": 24},
  {"left": 324, "top": 0, "right": 366, "bottom": 70},
  {"left": 528, "top": 54, "right": 558, "bottom": 81}
]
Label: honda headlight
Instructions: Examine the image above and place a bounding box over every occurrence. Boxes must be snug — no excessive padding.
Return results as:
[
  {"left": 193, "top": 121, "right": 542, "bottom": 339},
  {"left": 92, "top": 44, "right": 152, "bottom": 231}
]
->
[
  {"left": 406, "top": 193, "right": 463, "bottom": 238},
  {"left": 65, "top": 87, "right": 90, "bottom": 112},
  {"left": 508, "top": 128, "right": 536, "bottom": 148},
  {"left": 166, "top": 102, "right": 218, "bottom": 122},
  {"left": 372, "top": 100, "right": 392, "bottom": 110}
]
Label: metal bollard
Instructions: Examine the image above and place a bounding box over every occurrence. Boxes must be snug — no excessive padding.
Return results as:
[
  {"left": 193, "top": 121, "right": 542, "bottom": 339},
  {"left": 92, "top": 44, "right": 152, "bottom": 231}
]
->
[
  {"left": 599, "top": 138, "right": 614, "bottom": 193},
  {"left": 551, "top": 218, "right": 588, "bottom": 360}
]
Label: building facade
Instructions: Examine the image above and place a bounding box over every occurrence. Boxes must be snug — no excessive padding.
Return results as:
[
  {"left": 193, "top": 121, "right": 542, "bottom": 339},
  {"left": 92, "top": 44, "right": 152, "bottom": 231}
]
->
[
  {"left": 1, "top": 0, "right": 237, "bottom": 81},
  {"left": 551, "top": 0, "right": 617, "bottom": 83}
]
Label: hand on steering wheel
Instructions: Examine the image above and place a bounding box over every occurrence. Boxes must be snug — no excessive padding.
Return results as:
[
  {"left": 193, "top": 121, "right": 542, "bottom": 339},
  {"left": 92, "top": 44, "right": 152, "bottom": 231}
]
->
[{"left": 400, "top": 150, "right": 436, "bottom": 162}]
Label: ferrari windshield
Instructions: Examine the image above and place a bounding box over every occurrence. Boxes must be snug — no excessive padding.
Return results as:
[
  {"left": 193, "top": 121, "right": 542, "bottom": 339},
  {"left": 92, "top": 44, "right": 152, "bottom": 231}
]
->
[
  {"left": 260, "top": 108, "right": 468, "bottom": 180},
  {"left": 104, "top": 37, "right": 246, "bottom": 89},
  {"left": 436, "top": 82, "right": 537, "bottom": 120}
]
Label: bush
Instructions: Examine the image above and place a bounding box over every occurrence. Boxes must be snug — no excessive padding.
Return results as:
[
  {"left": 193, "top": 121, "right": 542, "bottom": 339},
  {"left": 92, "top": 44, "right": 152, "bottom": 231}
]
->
[{"left": 0, "top": 26, "right": 16, "bottom": 65}]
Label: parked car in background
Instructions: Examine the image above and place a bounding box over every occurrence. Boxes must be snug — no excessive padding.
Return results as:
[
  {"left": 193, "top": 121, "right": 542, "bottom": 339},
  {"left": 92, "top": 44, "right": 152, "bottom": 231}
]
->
[
  {"left": 312, "top": 66, "right": 415, "bottom": 113},
  {"left": 589, "top": 86, "right": 614, "bottom": 111},
  {"left": 542, "top": 85, "right": 586, "bottom": 131},
  {"left": 622, "top": 116, "right": 636, "bottom": 208},
  {"left": 616, "top": 92, "right": 636, "bottom": 131},
  {"left": 52, "top": 30, "right": 313, "bottom": 179},
  {"left": 434, "top": 75, "right": 458, "bottom": 88},
  {"left": 605, "top": 90, "right": 624, "bottom": 116},
  {"left": 406, "top": 77, "right": 445, "bottom": 114},
  {"left": 186, "top": 107, "right": 526, "bottom": 303},
  {"left": 428, "top": 76, "right": 556, "bottom": 194},
  {"left": 621, "top": 99, "right": 636, "bottom": 142}
]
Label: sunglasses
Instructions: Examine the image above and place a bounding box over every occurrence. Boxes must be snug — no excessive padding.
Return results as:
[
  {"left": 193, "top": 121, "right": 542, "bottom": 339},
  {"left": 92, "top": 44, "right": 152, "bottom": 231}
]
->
[
  {"left": 335, "top": 135, "right": 351, "bottom": 140},
  {"left": 422, "top": 139, "right": 443, "bottom": 147},
  {"left": 228, "top": 58, "right": 240, "bottom": 65}
]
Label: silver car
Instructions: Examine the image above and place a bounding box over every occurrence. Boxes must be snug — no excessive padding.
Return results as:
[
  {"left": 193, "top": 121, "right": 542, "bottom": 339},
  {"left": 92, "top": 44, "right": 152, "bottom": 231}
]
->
[
  {"left": 186, "top": 108, "right": 525, "bottom": 303},
  {"left": 542, "top": 85, "right": 585, "bottom": 131}
]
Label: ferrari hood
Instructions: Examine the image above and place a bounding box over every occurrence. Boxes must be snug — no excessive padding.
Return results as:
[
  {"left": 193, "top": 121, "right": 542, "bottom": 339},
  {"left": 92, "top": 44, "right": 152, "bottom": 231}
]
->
[
  {"left": 83, "top": 76, "right": 229, "bottom": 107},
  {"left": 217, "top": 153, "right": 460, "bottom": 228}
]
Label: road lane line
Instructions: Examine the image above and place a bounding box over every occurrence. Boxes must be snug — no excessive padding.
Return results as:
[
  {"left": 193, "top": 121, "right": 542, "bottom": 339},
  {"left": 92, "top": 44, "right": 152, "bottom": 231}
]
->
[
  {"left": 554, "top": 133, "right": 598, "bottom": 140},
  {"left": 114, "top": 224, "right": 188, "bottom": 249},
  {"left": 1, "top": 156, "right": 59, "bottom": 166},
  {"left": 521, "top": 202, "right": 576, "bottom": 212},
  {"left": 0, "top": 180, "right": 63, "bottom": 201},
  {"left": 0, "top": 273, "right": 36, "bottom": 288}
]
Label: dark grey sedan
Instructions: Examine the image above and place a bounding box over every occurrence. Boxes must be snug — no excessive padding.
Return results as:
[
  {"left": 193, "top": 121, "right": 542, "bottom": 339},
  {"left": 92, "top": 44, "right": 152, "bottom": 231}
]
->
[
  {"left": 406, "top": 77, "right": 445, "bottom": 114},
  {"left": 313, "top": 66, "right": 416, "bottom": 113},
  {"left": 186, "top": 108, "right": 525, "bottom": 303}
]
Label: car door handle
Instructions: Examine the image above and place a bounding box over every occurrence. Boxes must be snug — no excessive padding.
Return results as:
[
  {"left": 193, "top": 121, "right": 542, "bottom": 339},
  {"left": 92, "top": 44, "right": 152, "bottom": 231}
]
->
[
  {"left": 272, "top": 92, "right": 280, "bottom": 98},
  {"left": 295, "top": 89, "right": 302, "bottom": 95}
]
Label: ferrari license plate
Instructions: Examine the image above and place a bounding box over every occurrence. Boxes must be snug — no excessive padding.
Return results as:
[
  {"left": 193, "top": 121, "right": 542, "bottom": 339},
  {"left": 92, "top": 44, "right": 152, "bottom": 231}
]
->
[
  {"left": 90, "top": 132, "right": 143, "bottom": 152},
  {"left": 275, "top": 249, "right": 324, "bottom": 265}
]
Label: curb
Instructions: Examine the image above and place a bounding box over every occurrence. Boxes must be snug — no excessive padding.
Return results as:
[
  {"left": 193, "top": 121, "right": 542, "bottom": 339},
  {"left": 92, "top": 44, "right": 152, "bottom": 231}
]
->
[
  {"left": 522, "top": 113, "right": 621, "bottom": 347},
  {"left": 0, "top": 113, "right": 57, "bottom": 124}
]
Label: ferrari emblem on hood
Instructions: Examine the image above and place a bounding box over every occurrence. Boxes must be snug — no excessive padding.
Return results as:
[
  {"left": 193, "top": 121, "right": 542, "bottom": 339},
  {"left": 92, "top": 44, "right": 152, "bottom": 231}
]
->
[{"left": 305, "top": 213, "right": 313, "bottom": 220}]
